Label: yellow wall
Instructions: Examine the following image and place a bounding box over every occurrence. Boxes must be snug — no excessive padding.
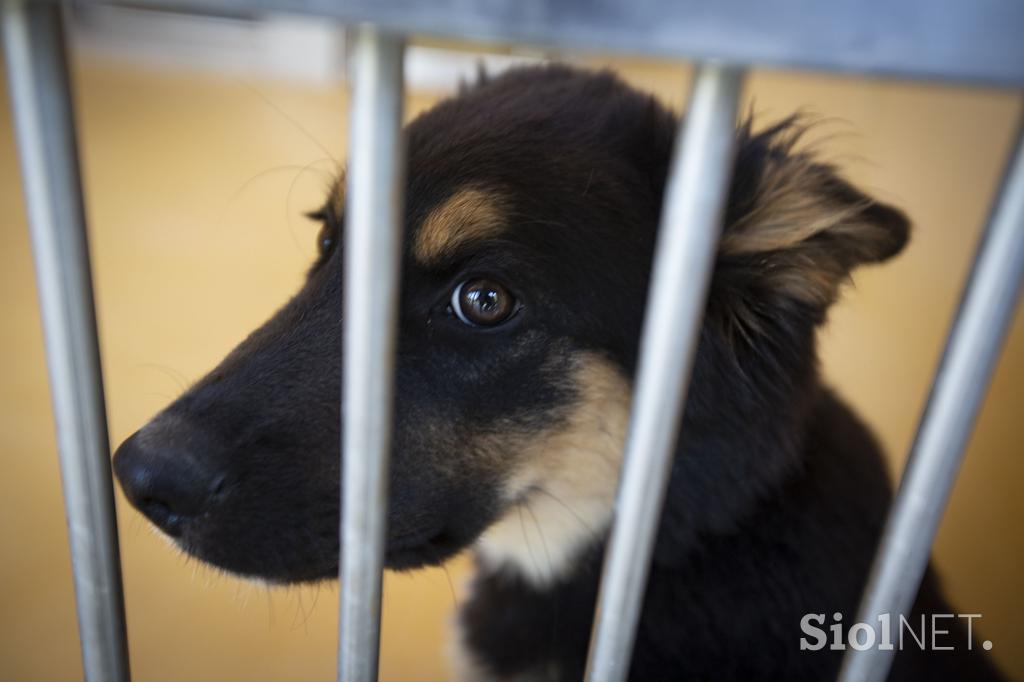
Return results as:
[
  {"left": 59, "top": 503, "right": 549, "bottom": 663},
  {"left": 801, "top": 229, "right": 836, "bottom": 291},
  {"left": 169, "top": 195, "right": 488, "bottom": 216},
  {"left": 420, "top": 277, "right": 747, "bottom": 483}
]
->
[{"left": 0, "top": 53, "right": 1021, "bottom": 680}]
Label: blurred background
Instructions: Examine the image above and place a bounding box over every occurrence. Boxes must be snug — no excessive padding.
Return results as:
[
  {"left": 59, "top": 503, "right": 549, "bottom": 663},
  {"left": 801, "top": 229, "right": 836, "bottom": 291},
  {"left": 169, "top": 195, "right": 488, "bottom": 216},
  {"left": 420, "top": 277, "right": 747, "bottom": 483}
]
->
[{"left": 0, "top": 5, "right": 1021, "bottom": 681}]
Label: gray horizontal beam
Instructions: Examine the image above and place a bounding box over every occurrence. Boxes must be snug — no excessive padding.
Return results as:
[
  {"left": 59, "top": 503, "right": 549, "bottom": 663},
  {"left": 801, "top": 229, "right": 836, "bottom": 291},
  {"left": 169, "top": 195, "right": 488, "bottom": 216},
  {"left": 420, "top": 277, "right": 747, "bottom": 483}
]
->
[{"left": 88, "top": 0, "right": 1024, "bottom": 87}]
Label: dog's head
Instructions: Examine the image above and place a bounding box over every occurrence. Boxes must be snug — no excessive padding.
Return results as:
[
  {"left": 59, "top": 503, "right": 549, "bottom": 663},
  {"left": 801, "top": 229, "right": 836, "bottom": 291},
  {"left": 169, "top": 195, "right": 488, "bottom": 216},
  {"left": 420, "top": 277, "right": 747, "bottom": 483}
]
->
[{"left": 113, "top": 65, "right": 908, "bottom": 585}]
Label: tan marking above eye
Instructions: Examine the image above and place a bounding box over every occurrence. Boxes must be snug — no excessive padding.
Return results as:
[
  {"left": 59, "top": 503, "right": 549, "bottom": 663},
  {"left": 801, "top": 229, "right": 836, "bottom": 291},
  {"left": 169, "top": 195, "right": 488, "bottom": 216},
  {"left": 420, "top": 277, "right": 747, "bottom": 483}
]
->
[{"left": 414, "top": 188, "right": 507, "bottom": 264}]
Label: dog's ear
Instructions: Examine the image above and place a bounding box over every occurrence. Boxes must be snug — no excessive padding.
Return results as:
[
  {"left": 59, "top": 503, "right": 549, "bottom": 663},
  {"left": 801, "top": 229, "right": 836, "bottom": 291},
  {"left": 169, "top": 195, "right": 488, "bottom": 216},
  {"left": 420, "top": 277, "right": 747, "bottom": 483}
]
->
[{"left": 718, "top": 118, "right": 910, "bottom": 315}]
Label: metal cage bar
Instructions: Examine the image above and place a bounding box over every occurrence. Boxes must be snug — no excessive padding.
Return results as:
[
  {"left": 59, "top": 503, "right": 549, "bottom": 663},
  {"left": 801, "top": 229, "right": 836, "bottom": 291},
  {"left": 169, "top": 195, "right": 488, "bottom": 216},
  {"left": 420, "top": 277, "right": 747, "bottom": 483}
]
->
[
  {"left": 1, "top": 2, "right": 130, "bottom": 681},
  {"left": 584, "top": 63, "right": 745, "bottom": 682},
  {"left": 839, "top": 120, "right": 1024, "bottom": 682},
  {"left": 338, "top": 25, "right": 406, "bottom": 682}
]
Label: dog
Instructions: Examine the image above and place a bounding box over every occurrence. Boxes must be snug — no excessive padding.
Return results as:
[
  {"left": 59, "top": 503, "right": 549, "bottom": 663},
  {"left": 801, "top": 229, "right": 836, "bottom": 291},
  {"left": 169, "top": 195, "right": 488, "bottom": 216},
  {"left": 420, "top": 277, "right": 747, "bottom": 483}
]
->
[{"left": 113, "top": 65, "right": 1004, "bottom": 680}]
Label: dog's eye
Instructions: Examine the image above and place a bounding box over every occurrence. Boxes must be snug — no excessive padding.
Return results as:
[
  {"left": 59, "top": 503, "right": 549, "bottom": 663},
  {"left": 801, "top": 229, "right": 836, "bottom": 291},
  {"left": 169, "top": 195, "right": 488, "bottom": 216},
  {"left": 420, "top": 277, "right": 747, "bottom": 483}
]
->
[
  {"left": 450, "top": 278, "right": 518, "bottom": 327},
  {"left": 317, "top": 223, "right": 336, "bottom": 256}
]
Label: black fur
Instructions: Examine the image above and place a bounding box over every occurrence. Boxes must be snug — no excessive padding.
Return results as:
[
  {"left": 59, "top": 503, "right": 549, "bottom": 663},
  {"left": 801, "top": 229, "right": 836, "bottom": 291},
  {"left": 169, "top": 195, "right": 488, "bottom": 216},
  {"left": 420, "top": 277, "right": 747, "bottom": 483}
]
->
[{"left": 113, "top": 65, "right": 1003, "bottom": 680}]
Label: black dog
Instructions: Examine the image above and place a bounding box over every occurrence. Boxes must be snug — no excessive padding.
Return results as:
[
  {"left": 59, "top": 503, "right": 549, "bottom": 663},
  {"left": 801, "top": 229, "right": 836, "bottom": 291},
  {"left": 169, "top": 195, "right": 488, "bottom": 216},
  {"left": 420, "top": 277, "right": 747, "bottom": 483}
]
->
[{"left": 113, "top": 65, "right": 1003, "bottom": 680}]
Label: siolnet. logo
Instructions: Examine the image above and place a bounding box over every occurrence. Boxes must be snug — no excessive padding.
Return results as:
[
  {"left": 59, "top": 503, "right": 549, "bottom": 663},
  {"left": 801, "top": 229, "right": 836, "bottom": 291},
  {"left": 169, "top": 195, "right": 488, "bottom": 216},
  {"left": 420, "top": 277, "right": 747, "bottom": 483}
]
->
[{"left": 800, "top": 613, "right": 992, "bottom": 652}]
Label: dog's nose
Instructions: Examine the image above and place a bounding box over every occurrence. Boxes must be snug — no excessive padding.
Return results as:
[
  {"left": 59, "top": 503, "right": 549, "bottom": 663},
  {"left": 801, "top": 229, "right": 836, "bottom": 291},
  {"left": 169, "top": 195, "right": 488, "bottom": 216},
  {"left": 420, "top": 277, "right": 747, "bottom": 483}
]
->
[{"left": 113, "top": 428, "right": 225, "bottom": 537}]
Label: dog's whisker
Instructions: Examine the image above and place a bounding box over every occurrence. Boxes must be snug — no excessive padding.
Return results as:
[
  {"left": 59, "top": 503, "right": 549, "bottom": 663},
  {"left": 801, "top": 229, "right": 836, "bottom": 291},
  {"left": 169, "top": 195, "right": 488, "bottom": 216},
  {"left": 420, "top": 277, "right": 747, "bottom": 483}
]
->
[
  {"left": 264, "top": 583, "right": 276, "bottom": 629},
  {"left": 517, "top": 504, "right": 542, "bottom": 579},
  {"left": 239, "top": 81, "right": 338, "bottom": 164},
  {"left": 284, "top": 156, "right": 338, "bottom": 255},
  {"left": 215, "top": 163, "right": 334, "bottom": 253},
  {"left": 303, "top": 582, "right": 323, "bottom": 628},
  {"left": 523, "top": 500, "right": 553, "bottom": 578},
  {"left": 290, "top": 588, "right": 311, "bottom": 634},
  {"left": 532, "top": 487, "right": 596, "bottom": 537},
  {"left": 220, "top": 163, "right": 334, "bottom": 225},
  {"left": 134, "top": 362, "right": 192, "bottom": 394},
  {"left": 442, "top": 563, "right": 460, "bottom": 610}
]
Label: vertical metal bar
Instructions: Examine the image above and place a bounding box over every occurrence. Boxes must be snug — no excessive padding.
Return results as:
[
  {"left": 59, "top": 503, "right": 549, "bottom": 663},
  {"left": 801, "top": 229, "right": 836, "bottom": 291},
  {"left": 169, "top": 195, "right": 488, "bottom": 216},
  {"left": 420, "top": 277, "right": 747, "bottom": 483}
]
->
[
  {"left": 839, "top": 120, "right": 1024, "bottom": 682},
  {"left": 1, "top": 2, "right": 130, "bottom": 681},
  {"left": 584, "top": 63, "right": 744, "bottom": 682},
  {"left": 339, "top": 25, "right": 405, "bottom": 682}
]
